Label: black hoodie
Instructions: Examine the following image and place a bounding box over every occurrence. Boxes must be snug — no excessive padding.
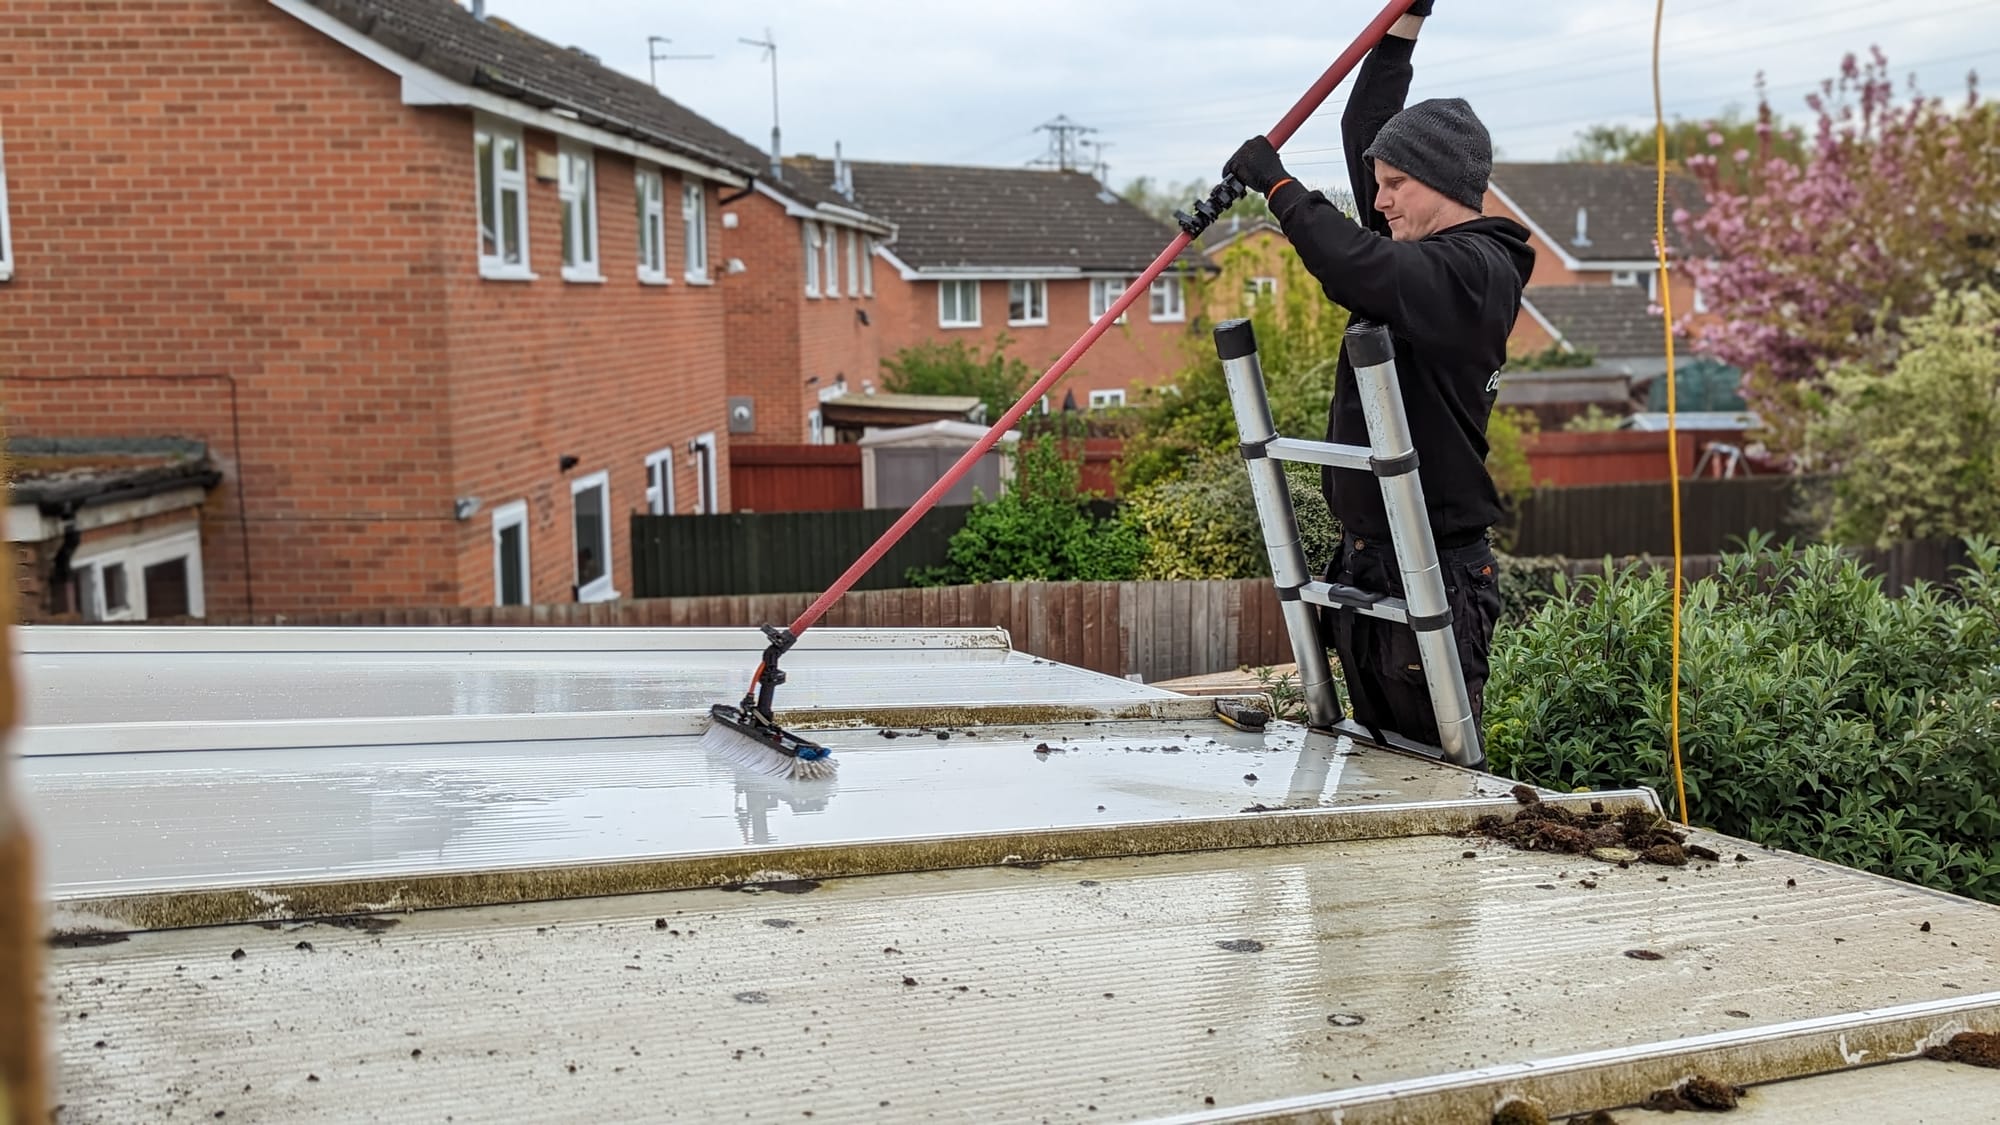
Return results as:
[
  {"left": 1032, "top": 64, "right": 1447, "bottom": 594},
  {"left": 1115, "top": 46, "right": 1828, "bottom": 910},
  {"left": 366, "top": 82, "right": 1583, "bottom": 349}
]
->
[{"left": 1265, "top": 35, "right": 1535, "bottom": 550}]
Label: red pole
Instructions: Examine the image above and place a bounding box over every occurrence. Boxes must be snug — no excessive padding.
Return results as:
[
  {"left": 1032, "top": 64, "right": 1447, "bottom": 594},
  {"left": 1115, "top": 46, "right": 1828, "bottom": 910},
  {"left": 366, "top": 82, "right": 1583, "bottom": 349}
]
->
[{"left": 785, "top": 0, "right": 1417, "bottom": 640}]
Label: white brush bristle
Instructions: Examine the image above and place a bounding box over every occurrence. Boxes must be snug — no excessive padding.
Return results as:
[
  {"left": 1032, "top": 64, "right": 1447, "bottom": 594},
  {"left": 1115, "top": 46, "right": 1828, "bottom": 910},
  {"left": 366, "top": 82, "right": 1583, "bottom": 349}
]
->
[{"left": 700, "top": 721, "right": 837, "bottom": 780}]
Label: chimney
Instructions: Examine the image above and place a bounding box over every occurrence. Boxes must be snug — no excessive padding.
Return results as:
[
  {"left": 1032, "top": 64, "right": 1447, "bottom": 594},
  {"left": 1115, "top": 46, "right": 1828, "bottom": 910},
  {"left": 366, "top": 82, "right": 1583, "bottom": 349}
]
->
[
  {"left": 1573, "top": 207, "right": 1592, "bottom": 247},
  {"left": 471, "top": 0, "right": 486, "bottom": 18},
  {"left": 833, "top": 142, "right": 851, "bottom": 200}
]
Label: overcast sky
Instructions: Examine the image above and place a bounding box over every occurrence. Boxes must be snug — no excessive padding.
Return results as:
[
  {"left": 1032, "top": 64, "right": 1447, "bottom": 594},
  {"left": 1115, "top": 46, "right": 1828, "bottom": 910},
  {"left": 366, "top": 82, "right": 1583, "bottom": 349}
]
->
[{"left": 491, "top": 0, "right": 2000, "bottom": 193}]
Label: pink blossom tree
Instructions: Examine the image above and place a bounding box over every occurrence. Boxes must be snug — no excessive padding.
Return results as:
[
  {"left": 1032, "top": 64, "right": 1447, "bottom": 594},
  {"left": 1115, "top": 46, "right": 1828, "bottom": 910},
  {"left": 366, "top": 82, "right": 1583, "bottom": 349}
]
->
[{"left": 1677, "top": 50, "right": 1999, "bottom": 455}]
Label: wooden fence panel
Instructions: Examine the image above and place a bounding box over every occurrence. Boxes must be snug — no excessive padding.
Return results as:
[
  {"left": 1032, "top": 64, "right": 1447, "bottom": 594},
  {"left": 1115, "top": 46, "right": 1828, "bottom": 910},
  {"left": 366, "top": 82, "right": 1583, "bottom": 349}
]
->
[{"left": 1512, "top": 476, "right": 1821, "bottom": 558}]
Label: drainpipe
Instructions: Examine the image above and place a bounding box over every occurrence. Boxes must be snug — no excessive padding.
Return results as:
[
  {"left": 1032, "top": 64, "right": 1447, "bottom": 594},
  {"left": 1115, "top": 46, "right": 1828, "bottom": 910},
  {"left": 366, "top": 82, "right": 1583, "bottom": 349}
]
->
[{"left": 42, "top": 501, "right": 82, "bottom": 618}]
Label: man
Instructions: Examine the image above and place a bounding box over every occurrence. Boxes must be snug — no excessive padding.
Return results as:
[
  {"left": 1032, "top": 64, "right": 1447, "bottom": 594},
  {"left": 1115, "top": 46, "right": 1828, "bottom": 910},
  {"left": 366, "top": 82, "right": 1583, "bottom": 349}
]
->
[{"left": 1223, "top": 1, "right": 1534, "bottom": 753}]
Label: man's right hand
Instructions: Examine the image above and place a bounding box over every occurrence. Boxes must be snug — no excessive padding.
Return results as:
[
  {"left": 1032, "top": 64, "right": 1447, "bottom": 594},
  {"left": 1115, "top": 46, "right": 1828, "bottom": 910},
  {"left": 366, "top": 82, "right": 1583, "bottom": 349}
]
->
[{"left": 1224, "top": 136, "right": 1291, "bottom": 196}]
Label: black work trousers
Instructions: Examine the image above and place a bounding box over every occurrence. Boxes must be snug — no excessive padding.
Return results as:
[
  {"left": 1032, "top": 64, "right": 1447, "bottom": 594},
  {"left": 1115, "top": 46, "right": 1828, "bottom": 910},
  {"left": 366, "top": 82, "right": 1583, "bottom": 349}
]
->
[{"left": 1321, "top": 530, "right": 1501, "bottom": 753}]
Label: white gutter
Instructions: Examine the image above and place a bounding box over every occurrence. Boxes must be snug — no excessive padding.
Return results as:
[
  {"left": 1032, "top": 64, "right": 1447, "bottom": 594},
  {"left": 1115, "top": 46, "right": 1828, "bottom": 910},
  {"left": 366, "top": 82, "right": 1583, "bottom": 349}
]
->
[{"left": 269, "top": 0, "right": 750, "bottom": 187}]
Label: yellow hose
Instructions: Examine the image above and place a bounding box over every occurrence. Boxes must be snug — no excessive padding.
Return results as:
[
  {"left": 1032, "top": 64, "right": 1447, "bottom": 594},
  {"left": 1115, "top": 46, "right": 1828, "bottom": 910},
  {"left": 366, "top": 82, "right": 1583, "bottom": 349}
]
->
[{"left": 1652, "top": 0, "right": 1690, "bottom": 826}]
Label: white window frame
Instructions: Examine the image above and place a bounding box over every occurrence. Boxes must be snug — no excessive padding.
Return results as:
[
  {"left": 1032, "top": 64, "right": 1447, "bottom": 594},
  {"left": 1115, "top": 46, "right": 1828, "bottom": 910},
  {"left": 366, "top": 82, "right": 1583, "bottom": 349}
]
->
[
  {"left": 1149, "top": 275, "right": 1185, "bottom": 322},
  {"left": 474, "top": 118, "right": 532, "bottom": 280},
  {"left": 0, "top": 128, "right": 14, "bottom": 282},
  {"left": 861, "top": 237, "right": 875, "bottom": 297},
  {"left": 682, "top": 179, "right": 709, "bottom": 283},
  {"left": 569, "top": 470, "right": 616, "bottom": 604},
  {"left": 1089, "top": 278, "right": 1129, "bottom": 324},
  {"left": 1246, "top": 276, "right": 1277, "bottom": 305},
  {"left": 70, "top": 527, "right": 206, "bottom": 622},
  {"left": 803, "top": 222, "right": 822, "bottom": 297},
  {"left": 635, "top": 165, "right": 668, "bottom": 284},
  {"left": 1612, "top": 269, "right": 1641, "bottom": 288},
  {"left": 939, "top": 280, "right": 980, "bottom": 328},
  {"left": 490, "top": 500, "right": 531, "bottom": 606},
  {"left": 690, "top": 432, "right": 719, "bottom": 515},
  {"left": 1694, "top": 285, "right": 1710, "bottom": 314},
  {"left": 1088, "top": 389, "right": 1126, "bottom": 410},
  {"left": 808, "top": 410, "right": 825, "bottom": 445},
  {"left": 558, "top": 141, "right": 601, "bottom": 282},
  {"left": 644, "top": 447, "right": 678, "bottom": 515},
  {"left": 844, "top": 229, "right": 860, "bottom": 298},
  {"left": 821, "top": 225, "right": 840, "bottom": 297},
  {"left": 1008, "top": 279, "right": 1048, "bottom": 327}
]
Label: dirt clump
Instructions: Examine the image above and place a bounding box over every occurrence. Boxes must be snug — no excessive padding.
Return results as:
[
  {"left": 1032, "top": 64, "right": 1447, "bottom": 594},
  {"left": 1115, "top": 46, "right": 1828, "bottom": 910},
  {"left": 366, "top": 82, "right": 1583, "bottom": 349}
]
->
[
  {"left": 1643, "top": 1075, "right": 1743, "bottom": 1111},
  {"left": 1924, "top": 1031, "right": 2000, "bottom": 1068},
  {"left": 1473, "top": 801, "right": 1696, "bottom": 868},
  {"left": 1493, "top": 1099, "right": 1548, "bottom": 1125}
]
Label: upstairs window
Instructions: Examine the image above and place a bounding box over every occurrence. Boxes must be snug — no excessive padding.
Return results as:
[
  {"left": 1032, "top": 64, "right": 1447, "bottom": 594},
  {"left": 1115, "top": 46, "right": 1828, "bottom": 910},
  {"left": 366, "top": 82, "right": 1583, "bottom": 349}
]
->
[
  {"left": 1008, "top": 279, "right": 1047, "bottom": 326},
  {"left": 821, "top": 223, "right": 840, "bottom": 297},
  {"left": 475, "top": 120, "right": 530, "bottom": 277},
  {"left": 635, "top": 167, "right": 667, "bottom": 283},
  {"left": 939, "top": 280, "right": 980, "bottom": 328},
  {"left": 1149, "top": 275, "right": 1185, "bottom": 322},
  {"left": 803, "top": 222, "right": 822, "bottom": 296},
  {"left": 0, "top": 128, "right": 14, "bottom": 282},
  {"left": 558, "top": 142, "right": 600, "bottom": 281},
  {"left": 1089, "top": 278, "right": 1129, "bottom": 324},
  {"left": 682, "top": 180, "right": 708, "bottom": 281}
]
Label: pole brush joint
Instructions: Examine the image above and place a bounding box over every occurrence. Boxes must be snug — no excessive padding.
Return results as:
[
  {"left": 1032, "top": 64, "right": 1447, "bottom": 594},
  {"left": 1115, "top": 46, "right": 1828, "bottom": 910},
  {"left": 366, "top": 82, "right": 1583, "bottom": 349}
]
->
[
  {"left": 747, "top": 624, "right": 798, "bottom": 719},
  {"left": 1174, "top": 176, "right": 1247, "bottom": 238}
]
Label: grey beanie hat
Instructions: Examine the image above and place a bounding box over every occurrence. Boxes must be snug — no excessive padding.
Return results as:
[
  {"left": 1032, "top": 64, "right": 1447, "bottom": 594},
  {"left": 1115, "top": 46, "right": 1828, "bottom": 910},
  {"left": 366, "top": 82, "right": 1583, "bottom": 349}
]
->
[{"left": 1362, "top": 97, "right": 1492, "bottom": 212}]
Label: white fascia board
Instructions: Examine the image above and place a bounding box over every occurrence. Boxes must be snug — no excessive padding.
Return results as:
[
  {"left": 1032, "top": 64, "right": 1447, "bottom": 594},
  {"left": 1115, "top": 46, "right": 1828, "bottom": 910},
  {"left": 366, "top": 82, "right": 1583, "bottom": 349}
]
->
[
  {"left": 752, "top": 182, "right": 894, "bottom": 235},
  {"left": 76, "top": 487, "right": 209, "bottom": 535},
  {"left": 269, "top": 0, "right": 749, "bottom": 187},
  {"left": 7, "top": 505, "right": 51, "bottom": 544},
  {"left": 1516, "top": 296, "right": 1573, "bottom": 353},
  {"left": 1487, "top": 182, "right": 1584, "bottom": 272},
  {"left": 879, "top": 246, "right": 921, "bottom": 281}
]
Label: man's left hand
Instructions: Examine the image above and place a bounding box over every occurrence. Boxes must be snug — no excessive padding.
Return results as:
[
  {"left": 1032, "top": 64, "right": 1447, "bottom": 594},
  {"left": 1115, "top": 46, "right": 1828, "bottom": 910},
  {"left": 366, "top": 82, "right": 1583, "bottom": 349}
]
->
[{"left": 1224, "top": 136, "right": 1290, "bottom": 196}]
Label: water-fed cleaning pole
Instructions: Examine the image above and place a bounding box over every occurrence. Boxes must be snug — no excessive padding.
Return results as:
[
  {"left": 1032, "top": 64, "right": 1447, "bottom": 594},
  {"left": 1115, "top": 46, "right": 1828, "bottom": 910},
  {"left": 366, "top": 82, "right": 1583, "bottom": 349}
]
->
[
  {"left": 764, "top": 0, "right": 1419, "bottom": 651},
  {"left": 714, "top": 1, "right": 1419, "bottom": 775}
]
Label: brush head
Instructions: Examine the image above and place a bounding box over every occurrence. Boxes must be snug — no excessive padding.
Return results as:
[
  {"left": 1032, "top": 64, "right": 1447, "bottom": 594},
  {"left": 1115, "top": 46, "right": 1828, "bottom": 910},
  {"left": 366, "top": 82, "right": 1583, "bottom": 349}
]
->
[{"left": 703, "top": 703, "right": 837, "bottom": 781}]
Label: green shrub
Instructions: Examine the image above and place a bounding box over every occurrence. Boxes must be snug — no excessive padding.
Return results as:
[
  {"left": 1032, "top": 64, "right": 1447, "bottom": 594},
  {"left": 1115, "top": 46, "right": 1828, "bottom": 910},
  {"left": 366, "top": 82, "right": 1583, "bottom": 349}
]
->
[
  {"left": 1811, "top": 286, "right": 2000, "bottom": 547},
  {"left": 1118, "top": 454, "right": 1264, "bottom": 580},
  {"left": 910, "top": 434, "right": 1143, "bottom": 585},
  {"left": 1486, "top": 537, "right": 2000, "bottom": 903}
]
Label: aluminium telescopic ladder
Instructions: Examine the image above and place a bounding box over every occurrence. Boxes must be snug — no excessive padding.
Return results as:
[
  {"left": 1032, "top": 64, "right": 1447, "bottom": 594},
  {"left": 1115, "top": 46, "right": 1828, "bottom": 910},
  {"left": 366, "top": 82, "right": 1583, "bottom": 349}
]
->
[{"left": 1213, "top": 317, "right": 1485, "bottom": 770}]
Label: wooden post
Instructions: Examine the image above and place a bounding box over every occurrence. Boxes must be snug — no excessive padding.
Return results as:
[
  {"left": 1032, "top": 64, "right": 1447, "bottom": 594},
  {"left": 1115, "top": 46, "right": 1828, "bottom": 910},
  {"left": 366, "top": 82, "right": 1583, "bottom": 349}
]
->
[{"left": 2, "top": 522, "right": 49, "bottom": 1121}]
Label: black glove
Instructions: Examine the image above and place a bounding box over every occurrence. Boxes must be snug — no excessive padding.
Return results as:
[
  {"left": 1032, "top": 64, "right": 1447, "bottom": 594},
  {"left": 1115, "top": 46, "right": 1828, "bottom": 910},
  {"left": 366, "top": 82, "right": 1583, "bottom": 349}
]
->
[
  {"left": 1224, "top": 136, "right": 1290, "bottom": 196},
  {"left": 1404, "top": 0, "right": 1434, "bottom": 16}
]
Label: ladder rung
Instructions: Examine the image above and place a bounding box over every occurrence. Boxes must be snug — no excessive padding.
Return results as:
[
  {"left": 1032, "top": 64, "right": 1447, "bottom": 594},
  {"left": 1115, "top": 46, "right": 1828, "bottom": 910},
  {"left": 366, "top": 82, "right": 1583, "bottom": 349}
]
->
[
  {"left": 1300, "top": 582, "right": 1409, "bottom": 624},
  {"left": 1267, "top": 438, "right": 1373, "bottom": 473}
]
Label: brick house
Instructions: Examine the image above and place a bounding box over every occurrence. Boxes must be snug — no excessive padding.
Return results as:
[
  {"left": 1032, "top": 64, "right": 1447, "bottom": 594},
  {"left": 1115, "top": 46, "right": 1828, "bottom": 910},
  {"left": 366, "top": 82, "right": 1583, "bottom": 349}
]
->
[
  {"left": 710, "top": 152, "right": 899, "bottom": 446},
  {"left": 1, "top": 0, "right": 773, "bottom": 618},
  {"left": 788, "top": 159, "right": 1214, "bottom": 412},
  {"left": 1486, "top": 162, "right": 1709, "bottom": 371},
  {"left": 1196, "top": 218, "right": 1297, "bottom": 320}
]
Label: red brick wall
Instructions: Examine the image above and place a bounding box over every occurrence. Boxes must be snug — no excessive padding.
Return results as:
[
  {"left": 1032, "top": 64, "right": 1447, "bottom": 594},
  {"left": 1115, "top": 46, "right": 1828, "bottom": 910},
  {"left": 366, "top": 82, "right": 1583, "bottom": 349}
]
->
[
  {"left": 436, "top": 124, "right": 730, "bottom": 605},
  {"left": 0, "top": 0, "right": 730, "bottom": 613},
  {"left": 872, "top": 273, "right": 1197, "bottom": 409},
  {"left": 716, "top": 193, "right": 886, "bottom": 445}
]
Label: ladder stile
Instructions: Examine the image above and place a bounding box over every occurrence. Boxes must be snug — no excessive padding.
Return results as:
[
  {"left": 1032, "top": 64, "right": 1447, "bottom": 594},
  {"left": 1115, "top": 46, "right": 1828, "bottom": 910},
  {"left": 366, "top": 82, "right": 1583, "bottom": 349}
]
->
[{"left": 1211, "top": 318, "right": 1485, "bottom": 770}]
